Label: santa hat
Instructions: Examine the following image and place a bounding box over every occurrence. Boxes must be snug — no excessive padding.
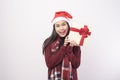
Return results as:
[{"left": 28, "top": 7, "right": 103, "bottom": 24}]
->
[{"left": 52, "top": 11, "right": 73, "bottom": 26}]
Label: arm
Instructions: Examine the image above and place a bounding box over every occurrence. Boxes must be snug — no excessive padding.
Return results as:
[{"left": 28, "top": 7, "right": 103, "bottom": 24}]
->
[
  {"left": 66, "top": 46, "right": 81, "bottom": 68},
  {"left": 44, "top": 45, "right": 66, "bottom": 69}
]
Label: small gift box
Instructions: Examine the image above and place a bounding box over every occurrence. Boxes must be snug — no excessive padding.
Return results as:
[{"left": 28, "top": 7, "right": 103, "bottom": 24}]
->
[{"left": 68, "top": 22, "right": 91, "bottom": 46}]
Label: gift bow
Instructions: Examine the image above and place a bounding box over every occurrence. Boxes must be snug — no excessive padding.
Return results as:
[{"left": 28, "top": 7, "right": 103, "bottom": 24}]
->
[{"left": 70, "top": 25, "right": 91, "bottom": 46}]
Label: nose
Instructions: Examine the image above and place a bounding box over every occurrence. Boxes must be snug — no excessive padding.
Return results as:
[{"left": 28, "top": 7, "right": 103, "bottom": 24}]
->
[{"left": 59, "top": 26, "right": 64, "bottom": 30}]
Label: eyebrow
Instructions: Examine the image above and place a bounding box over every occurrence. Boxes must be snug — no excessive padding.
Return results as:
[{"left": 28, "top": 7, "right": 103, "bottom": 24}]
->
[
  {"left": 55, "top": 21, "right": 67, "bottom": 26},
  {"left": 61, "top": 21, "right": 67, "bottom": 25}
]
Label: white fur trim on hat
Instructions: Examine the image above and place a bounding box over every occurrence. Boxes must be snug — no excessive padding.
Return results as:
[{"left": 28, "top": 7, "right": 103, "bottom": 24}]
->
[{"left": 52, "top": 17, "right": 71, "bottom": 26}]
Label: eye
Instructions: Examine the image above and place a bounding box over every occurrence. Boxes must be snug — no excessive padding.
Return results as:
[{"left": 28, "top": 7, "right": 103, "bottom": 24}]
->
[
  {"left": 55, "top": 24, "right": 60, "bottom": 28},
  {"left": 62, "top": 23, "right": 67, "bottom": 26}
]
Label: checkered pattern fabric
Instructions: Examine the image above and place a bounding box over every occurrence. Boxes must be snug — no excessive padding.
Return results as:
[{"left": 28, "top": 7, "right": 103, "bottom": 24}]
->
[
  {"left": 49, "top": 67, "right": 61, "bottom": 80},
  {"left": 61, "top": 55, "right": 73, "bottom": 80},
  {"left": 49, "top": 55, "right": 73, "bottom": 80}
]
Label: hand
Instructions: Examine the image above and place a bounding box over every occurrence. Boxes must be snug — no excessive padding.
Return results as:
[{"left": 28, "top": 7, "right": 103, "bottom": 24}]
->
[
  {"left": 69, "top": 40, "right": 79, "bottom": 47},
  {"left": 64, "top": 36, "right": 70, "bottom": 46}
]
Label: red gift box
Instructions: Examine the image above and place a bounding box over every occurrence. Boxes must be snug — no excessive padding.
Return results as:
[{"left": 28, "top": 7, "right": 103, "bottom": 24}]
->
[{"left": 68, "top": 23, "right": 91, "bottom": 46}]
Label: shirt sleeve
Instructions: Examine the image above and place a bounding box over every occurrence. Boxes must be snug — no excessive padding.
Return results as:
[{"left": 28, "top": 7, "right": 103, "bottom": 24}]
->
[
  {"left": 44, "top": 45, "right": 66, "bottom": 69},
  {"left": 66, "top": 46, "right": 81, "bottom": 68}
]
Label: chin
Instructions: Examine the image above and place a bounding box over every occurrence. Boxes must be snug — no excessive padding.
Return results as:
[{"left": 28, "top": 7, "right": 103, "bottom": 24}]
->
[{"left": 60, "top": 34, "right": 67, "bottom": 38}]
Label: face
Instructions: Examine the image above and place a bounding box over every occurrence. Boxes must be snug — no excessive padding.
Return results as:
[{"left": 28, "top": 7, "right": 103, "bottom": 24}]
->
[{"left": 54, "top": 20, "right": 69, "bottom": 37}]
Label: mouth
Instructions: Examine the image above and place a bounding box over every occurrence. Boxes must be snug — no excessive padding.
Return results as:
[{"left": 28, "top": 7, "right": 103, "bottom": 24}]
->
[{"left": 59, "top": 30, "right": 66, "bottom": 35}]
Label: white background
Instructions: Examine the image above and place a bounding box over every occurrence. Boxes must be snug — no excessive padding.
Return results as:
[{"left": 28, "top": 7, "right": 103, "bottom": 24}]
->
[{"left": 0, "top": 0, "right": 120, "bottom": 80}]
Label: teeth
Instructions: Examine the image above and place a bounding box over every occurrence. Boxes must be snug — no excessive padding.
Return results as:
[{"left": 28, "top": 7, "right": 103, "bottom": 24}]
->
[
  {"left": 59, "top": 30, "right": 66, "bottom": 35},
  {"left": 61, "top": 31, "right": 64, "bottom": 32},
  {"left": 60, "top": 31, "right": 63, "bottom": 33}
]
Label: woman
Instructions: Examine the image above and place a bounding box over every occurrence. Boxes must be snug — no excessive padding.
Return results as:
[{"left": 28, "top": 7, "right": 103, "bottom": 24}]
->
[{"left": 42, "top": 11, "right": 81, "bottom": 80}]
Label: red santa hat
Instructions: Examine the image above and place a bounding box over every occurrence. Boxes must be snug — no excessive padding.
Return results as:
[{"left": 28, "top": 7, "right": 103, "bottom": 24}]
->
[{"left": 52, "top": 11, "right": 73, "bottom": 26}]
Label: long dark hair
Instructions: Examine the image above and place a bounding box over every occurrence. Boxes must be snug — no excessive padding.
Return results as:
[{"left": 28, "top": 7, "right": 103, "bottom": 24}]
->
[{"left": 42, "top": 22, "right": 70, "bottom": 54}]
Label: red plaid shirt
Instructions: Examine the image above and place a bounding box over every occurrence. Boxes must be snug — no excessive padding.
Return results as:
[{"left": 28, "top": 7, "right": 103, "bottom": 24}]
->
[{"left": 44, "top": 38, "right": 81, "bottom": 80}]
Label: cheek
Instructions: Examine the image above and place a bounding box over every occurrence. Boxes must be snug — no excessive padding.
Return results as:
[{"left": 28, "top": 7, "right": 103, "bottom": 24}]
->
[
  {"left": 55, "top": 27, "right": 59, "bottom": 33},
  {"left": 64, "top": 26, "right": 69, "bottom": 31}
]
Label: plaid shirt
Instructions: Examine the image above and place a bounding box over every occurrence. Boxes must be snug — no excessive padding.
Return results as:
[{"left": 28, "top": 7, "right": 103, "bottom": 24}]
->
[
  {"left": 44, "top": 37, "right": 81, "bottom": 80},
  {"left": 49, "top": 56, "right": 73, "bottom": 80}
]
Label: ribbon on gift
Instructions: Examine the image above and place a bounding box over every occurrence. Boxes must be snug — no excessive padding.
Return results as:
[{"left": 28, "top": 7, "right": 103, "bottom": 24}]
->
[{"left": 70, "top": 25, "right": 91, "bottom": 46}]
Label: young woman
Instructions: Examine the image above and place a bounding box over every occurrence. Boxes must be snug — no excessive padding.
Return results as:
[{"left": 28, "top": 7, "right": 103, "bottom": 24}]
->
[{"left": 42, "top": 11, "right": 81, "bottom": 80}]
